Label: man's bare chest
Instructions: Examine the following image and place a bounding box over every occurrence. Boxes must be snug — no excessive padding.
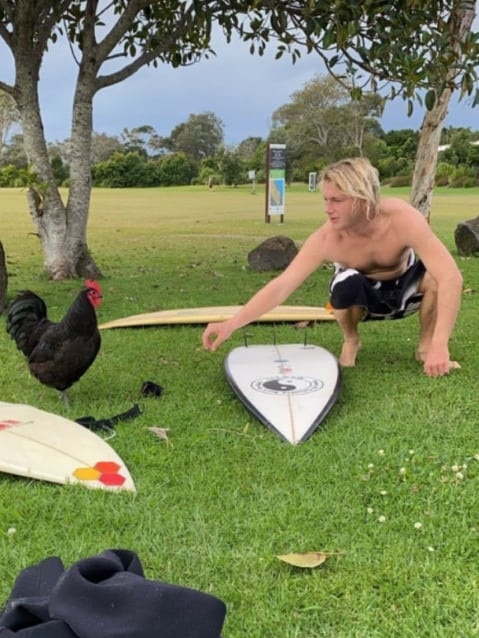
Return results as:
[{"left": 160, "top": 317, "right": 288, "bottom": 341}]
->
[{"left": 329, "top": 235, "right": 411, "bottom": 278}]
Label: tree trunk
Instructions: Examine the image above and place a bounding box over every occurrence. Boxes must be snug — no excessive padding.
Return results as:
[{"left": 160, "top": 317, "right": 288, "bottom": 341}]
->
[
  {"left": 21, "top": 93, "right": 102, "bottom": 281},
  {"left": 62, "top": 41, "right": 103, "bottom": 281},
  {"left": 410, "top": 89, "right": 452, "bottom": 221},
  {"left": 10, "top": 5, "right": 102, "bottom": 281},
  {"left": 410, "top": 2, "right": 476, "bottom": 221}
]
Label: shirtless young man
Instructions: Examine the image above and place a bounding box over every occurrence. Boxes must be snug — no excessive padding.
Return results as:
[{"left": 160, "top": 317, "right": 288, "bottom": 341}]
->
[{"left": 202, "top": 157, "right": 463, "bottom": 378}]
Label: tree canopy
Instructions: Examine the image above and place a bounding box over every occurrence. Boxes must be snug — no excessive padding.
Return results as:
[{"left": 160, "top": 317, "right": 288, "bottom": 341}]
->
[{"left": 165, "top": 112, "right": 224, "bottom": 161}]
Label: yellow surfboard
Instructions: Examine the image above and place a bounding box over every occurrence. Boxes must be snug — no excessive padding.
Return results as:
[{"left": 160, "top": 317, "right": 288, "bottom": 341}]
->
[
  {"left": 0, "top": 402, "right": 135, "bottom": 492},
  {"left": 99, "top": 305, "right": 334, "bottom": 330}
]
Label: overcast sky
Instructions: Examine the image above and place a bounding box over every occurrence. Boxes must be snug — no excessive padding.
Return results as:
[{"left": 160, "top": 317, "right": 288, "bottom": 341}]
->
[{"left": 33, "top": 31, "right": 478, "bottom": 146}]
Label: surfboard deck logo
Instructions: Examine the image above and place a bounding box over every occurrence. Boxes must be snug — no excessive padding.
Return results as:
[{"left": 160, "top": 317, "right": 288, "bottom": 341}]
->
[
  {"left": 251, "top": 375, "right": 323, "bottom": 395},
  {"left": 225, "top": 344, "right": 342, "bottom": 445},
  {"left": 0, "top": 402, "right": 135, "bottom": 492}
]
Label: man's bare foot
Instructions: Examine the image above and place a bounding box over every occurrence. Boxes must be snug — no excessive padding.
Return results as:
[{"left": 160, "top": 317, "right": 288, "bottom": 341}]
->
[{"left": 339, "top": 340, "right": 361, "bottom": 367}]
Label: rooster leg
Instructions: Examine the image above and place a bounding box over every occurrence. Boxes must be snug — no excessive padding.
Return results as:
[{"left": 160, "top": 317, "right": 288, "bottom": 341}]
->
[{"left": 60, "top": 390, "right": 70, "bottom": 407}]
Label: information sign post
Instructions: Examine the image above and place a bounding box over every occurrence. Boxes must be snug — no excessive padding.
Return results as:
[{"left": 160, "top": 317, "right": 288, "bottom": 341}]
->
[{"left": 265, "top": 144, "right": 286, "bottom": 223}]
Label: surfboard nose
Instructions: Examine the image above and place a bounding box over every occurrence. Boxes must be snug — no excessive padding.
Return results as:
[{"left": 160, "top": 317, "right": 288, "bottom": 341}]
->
[
  {"left": 0, "top": 401, "right": 136, "bottom": 492},
  {"left": 224, "top": 344, "right": 342, "bottom": 444}
]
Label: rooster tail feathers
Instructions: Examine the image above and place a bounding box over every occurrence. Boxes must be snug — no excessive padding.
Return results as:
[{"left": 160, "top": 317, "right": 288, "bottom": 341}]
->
[{"left": 6, "top": 291, "right": 48, "bottom": 354}]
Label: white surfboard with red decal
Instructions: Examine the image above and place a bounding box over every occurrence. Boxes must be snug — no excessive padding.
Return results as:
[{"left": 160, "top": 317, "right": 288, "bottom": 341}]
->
[{"left": 0, "top": 401, "right": 135, "bottom": 491}]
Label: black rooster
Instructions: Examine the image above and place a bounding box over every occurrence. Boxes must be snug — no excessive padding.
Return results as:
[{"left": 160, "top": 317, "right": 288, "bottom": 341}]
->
[{"left": 6, "top": 280, "right": 102, "bottom": 404}]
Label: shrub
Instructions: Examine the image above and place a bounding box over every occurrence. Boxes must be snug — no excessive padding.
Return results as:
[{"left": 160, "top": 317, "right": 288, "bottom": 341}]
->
[
  {"left": 435, "top": 175, "right": 450, "bottom": 187},
  {"left": 449, "top": 175, "right": 478, "bottom": 188},
  {"left": 387, "top": 175, "right": 412, "bottom": 187}
]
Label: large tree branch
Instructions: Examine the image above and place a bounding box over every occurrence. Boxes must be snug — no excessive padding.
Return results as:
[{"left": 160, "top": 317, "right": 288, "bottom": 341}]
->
[
  {"left": 93, "top": 0, "right": 153, "bottom": 62},
  {"left": 94, "top": 44, "right": 203, "bottom": 91},
  {"left": 93, "top": 3, "right": 206, "bottom": 91}
]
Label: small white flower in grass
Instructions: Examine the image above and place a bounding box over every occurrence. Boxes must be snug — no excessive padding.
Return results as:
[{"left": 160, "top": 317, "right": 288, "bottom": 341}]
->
[
  {"left": 7, "top": 527, "right": 16, "bottom": 536},
  {"left": 378, "top": 515, "right": 386, "bottom": 523},
  {"left": 414, "top": 522, "right": 423, "bottom": 530},
  {"left": 451, "top": 464, "right": 460, "bottom": 472},
  {"left": 378, "top": 449, "right": 385, "bottom": 456},
  {"left": 399, "top": 467, "right": 406, "bottom": 475},
  {"left": 409, "top": 450, "right": 415, "bottom": 455},
  {"left": 474, "top": 454, "right": 479, "bottom": 462},
  {"left": 455, "top": 472, "right": 464, "bottom": 481},
  {"left": 367, "top": 463, "right": 374, "bottom": 470},
  {"left": 367, "top": 507, "right": 374, "bottom": 514},
  {"left": 427, "top": 546, "right": 435, "bottom": 552},
  {"left": 379, "top": 490, "right": 388, "bottom": 496}
]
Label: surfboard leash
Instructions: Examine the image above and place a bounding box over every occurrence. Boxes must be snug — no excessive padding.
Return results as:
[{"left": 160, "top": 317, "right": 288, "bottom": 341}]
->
[{"left": 75, "top": 404, "right": 142, "bottom": 439}]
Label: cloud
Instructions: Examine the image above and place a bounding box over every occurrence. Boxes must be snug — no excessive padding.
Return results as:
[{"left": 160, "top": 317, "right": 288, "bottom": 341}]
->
[{"left": 29, "top": 28, "right": 479, "bottom": 144}]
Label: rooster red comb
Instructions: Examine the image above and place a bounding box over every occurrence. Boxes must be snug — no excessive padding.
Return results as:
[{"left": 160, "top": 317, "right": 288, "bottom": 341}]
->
[{"left": 84, "top": 280, "right": 102, "bottom": 294}]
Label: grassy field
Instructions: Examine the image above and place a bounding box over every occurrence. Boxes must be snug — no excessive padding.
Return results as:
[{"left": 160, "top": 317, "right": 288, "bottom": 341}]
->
[{"left": 0, "top": 184, "right": 479, "bottom": 637}]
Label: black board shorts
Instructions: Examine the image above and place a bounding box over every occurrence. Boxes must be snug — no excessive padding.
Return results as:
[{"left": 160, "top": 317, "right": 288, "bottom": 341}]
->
[{"left": 329, "top": 256, "right": 425, "bottom": 321}]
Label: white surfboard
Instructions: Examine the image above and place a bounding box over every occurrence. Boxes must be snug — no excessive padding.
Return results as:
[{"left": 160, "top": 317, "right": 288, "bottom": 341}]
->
[
  {"left": 99, "top": 304, "right": 334, "bottom": 329},
  {"left": 225, "top": 344, "right": 342, "bottom": 445},
  {"left": 0, "top": 402, "right": 135, "bottom": 492}
]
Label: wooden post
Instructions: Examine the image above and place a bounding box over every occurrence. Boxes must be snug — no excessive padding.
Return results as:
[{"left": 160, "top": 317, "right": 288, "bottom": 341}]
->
[
  {"left": 0, "top": 241, "right": 7, "bottom": 313},
  {"left": 264, "top": 147, "right": 271, "bottom": 223}
]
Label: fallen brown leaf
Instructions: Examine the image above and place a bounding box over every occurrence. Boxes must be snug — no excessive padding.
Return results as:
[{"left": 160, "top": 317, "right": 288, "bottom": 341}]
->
[{"left": 277, "top": 551, "right": 337, "bottom": 568}]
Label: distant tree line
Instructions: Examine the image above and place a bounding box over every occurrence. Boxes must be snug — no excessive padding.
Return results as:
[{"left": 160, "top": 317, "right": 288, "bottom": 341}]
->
[{"left": 0, "top": 77, "right": 478, "bottom": 190}]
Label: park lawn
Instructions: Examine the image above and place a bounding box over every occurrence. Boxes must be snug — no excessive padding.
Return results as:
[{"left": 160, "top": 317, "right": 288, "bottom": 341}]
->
[{"left": 0, "top": 184, "right": 478, "bottom": 637}]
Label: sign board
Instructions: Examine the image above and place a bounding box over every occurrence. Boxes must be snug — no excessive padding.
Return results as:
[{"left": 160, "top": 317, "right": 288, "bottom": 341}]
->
[
  {"left": 308, "top": 172, "right": 317, "bottom": 192},
  {"left": 265, "top": 144, "right": 286, "bottom": 222}
]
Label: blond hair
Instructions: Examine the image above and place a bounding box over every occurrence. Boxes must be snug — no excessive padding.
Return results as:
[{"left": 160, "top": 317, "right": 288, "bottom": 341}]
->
[{"left": 319, "top": 157, "right": 380, "bottom": 220}]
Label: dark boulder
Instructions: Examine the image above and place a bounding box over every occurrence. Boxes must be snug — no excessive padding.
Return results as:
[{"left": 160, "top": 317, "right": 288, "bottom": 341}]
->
[
  {"left": 247, "top": 235, "right": 298, "bottom": 272},
  {"left": 454, "top": 215, "right": 479, "bottom": 256}
]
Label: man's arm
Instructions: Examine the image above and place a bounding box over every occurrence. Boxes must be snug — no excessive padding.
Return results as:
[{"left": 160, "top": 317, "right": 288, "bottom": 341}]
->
[
  {"left": 202, "top": 228, "right": 328, "bottom": 351},
  {"left": 399, "top": 205, "right": 463, "bottom": 376}
]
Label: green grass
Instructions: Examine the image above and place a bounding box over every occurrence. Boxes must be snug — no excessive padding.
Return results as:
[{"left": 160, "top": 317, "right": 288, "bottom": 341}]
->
[{"left": 1, "top": 184, "right": 479, "bottom": 637}]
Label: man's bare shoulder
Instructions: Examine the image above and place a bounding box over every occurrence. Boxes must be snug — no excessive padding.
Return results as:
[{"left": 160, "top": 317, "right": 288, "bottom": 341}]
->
[
  {"left": 380, "top": 196, "right": 419, "bottom": 213},
  {"left": 296, "top": 222, "right": 337, "bottom": 260},
  {"left": 380, "top": 197, "right": 429, "bottom": 228},
  {"left": 302, "top": 222, "right": 331, "bottom": 243}
]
